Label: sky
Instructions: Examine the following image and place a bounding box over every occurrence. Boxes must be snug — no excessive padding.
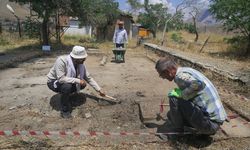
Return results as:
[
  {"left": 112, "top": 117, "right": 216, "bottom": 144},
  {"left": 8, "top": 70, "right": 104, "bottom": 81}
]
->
[
  {"left": 117, "top": 0, "right": 183, "bottom": 12},
  {"left": 116, "top": 0, "right": 210, "bottom": 16}
]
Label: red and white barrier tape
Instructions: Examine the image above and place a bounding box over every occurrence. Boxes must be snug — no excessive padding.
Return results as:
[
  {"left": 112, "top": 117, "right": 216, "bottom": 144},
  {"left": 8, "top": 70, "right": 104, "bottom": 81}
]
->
[
  {"left": 0, "top": 130, "right": 192, "bottom": 137},
  {"left": 160, "top": 100, "right": 164, "bottom": 113}
]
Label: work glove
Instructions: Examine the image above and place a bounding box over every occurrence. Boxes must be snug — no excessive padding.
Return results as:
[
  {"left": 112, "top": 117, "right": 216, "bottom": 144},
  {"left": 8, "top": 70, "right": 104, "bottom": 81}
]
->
[{"left": 168, "top": 88, "right": 182, "bottom": 98}]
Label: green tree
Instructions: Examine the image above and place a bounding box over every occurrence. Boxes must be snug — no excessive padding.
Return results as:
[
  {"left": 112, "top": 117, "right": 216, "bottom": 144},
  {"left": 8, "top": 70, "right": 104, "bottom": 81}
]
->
[
  {"left": 23, "top": 16, "right": 40, "bottom": 38},
  {"left": 167, "top": 11, "right": 184, "bottom": 31},
  {"left": 181, "top": 0, "right": 205, "bottom": 42},
  {"left": 11, "top": 0, "right": 119, "bottom": 44},
  {"left": 137, "top": 3, "right": 170, "bottom": 38},
  {"left": 71, "top": 0, "right": 119, "bottom": 40},
  {"left": 127, "top": 0, "right": 142, "bottom": 13},
  {"left": 184, "top": 23, "right": 196, "bottom": 33},
  {"left": 210, "top": 0, "right": 250, "bottom": 54},
  {"left": 10, "top": 0, "right": 74, "bottom": 45}
]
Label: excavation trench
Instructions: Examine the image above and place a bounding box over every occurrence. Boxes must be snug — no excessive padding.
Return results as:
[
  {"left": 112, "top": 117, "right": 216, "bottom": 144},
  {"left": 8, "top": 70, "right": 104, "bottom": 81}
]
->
[{"left": 0, "top": 49, "right": 249, "bottom": 149}]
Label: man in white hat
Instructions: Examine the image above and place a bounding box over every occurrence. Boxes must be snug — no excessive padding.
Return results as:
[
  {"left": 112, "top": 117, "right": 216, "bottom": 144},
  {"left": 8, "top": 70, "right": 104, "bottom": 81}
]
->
[{"left": 47, "top": 46, "right": 105, "bottom": 118}]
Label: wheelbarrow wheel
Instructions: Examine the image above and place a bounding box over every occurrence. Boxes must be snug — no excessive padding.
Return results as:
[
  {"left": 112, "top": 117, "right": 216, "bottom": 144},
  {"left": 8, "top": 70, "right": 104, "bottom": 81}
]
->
[{"left": 121, "top": 53, "right": 125, "bottom": 63}]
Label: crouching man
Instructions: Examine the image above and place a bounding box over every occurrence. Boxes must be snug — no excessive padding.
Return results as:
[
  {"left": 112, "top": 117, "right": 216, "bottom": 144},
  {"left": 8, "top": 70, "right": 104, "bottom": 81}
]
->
[
  {"left": 47, "top": 46, "right": 105, "bottom": 118},
  {"left": 155, "top": 57, "right": 227, "bottom": 139}
]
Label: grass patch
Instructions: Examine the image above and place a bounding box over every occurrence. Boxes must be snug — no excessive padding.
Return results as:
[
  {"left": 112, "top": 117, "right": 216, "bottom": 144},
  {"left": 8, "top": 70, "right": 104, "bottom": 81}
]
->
[
  {"left": 62, "top": 35, "right": 99, "bottom": 49},
  {"left": 0, "top": 37, "right": 9, "bottom": 46},
  {"left": 146, "top": 30, "right": 250, "bottom": 59},
  {"left": 171, "top": 32, "right": 183, "bottom": 43},
  {"left": 0, "top": 32, "right": 40, "bottom": 53}
]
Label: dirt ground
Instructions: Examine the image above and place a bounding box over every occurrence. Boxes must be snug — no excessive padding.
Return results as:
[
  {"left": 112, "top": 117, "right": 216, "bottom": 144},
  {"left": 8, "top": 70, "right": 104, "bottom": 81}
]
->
[{"left": 0, "top": 48, "right": 249, "bottom": 149}]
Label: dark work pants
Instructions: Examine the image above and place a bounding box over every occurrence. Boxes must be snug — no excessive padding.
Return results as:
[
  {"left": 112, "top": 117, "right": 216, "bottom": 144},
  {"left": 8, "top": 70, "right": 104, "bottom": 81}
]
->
[
  {"left": 47, "top": 80, "right": 85, "bottom": 112},
  {"left": 168, "top": 97, "right": 220, "bottom": 135},
  {"left": 116, "top": 43, "right": 124, "bottom": 48}
]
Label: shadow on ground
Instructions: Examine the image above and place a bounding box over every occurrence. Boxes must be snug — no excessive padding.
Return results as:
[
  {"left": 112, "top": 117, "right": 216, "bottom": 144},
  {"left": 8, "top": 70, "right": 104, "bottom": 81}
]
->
[
  {"left": 49, "top": 92, "right": 118, "bottom": 112},
  {"left": 49, "top": 93, "right": 87, "bottom": 112},
  {"left": 144, "top": 120, "right": 213, "bottom": 148}
]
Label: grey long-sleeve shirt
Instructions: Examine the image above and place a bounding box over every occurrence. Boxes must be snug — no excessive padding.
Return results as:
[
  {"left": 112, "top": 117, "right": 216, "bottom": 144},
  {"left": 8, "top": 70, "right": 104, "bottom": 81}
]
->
[
  {"left": 47, "top": 55, "right": 101, "bottom": 91},
  {"left": 113, "top": 28, "right": 128, "bottom": 44}
]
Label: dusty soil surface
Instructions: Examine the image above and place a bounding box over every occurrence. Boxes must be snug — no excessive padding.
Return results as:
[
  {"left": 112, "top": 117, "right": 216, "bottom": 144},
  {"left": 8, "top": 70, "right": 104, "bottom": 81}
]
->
[
  {"left": 0, "top": 48, "right": 249, "bottom": 149},
  {"left": 0, "top": 50, "right": 42, "bottom": 69}
]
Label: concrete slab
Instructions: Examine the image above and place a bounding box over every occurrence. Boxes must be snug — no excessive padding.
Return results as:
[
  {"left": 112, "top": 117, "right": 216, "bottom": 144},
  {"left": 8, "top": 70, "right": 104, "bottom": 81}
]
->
[{"left": 221, "top": 117, "right": 250, "bottom": 137}]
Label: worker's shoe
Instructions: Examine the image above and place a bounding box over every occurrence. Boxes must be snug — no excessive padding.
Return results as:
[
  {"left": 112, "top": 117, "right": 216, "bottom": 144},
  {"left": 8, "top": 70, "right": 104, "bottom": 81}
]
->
[
  {"left": 158, "top": 133, "right": 169, "bottom": 141},
  {"left": 158, "top": 132, "right": 181, "bottom": 141},
  {"left": 61, "top": 104, "right": 72, "bottom": 119},
  {"left": 184, "top": 126, "right": 198, "bottom": 134},
  {"left": 157, "top": 121, "right": 184, "bottom": 141},
  {"left": 60, "top": 110, "right": 72, "bottom": 119}
]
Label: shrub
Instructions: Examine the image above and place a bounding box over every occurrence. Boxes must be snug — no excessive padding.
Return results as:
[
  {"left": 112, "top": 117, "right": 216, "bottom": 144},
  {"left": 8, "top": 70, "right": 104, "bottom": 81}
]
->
[
  {"left": 171, "top": 32, "right": 183, "bottom": 43},
  {"left": 63, "top": 35, "right": 95, "bottom": 43},
  {"left": 184, "top": 23, "right": 196, "bottom": 34},
  {"left": 63, "top": 35, "right": 98, "bottom": 48},
  {"left": 0, "top": 37, "right": 9, "bottom": 46},
  {"left": 23, "top": 17, "right": 41, "bottom": 38},
  {"left": 225, "top": 36, "right": 248, "bottom": 55}
]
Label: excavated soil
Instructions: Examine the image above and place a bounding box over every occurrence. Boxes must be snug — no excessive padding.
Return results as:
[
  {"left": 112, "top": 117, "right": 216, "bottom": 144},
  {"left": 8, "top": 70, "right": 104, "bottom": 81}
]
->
[{"left": 0, "top": 48, "right": 249, "bottom": 149}]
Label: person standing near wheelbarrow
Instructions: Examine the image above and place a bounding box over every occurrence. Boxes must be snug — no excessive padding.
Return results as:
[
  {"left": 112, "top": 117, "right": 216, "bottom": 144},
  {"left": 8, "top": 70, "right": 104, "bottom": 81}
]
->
[
  {"left": 112, "top": 21, "right": 128, "bottom": 62},
  {"left": 113, "top": 21, "right": 128, "bottom": 48}
]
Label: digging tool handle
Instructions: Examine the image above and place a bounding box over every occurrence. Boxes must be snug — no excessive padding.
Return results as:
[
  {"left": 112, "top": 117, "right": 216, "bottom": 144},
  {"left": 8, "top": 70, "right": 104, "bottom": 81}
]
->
[
  {"left": 104, "top": 95, "right": 117, "bottom": 101},
  {"left": 159, "top": 104, "right": 169, "bottom": 106}
]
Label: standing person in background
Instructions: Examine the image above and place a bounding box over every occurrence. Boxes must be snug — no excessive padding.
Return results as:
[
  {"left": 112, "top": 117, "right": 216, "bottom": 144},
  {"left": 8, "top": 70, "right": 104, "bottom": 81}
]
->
[{"left": 113, "top": 21, "right": 128, "bottom": 48}]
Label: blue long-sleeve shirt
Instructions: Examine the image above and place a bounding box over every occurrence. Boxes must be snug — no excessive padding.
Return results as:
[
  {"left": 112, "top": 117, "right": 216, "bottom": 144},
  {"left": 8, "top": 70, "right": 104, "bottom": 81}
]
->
[{"left": 113, "top": 28, "right": 128, "bottom": 44}]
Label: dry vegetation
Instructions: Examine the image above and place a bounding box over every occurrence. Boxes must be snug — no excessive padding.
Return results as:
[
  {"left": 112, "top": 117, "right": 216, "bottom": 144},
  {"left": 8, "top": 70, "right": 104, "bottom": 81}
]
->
[
  {"left": 0, "top": 32, "right": 39, "bottom": 53},
  {"left": 0, "top": 29, "right": 249, "bottom": 62},
  {"left": 148, "top": 30, "right": 249, "bottom": 61},
  {"left": 167, "top": 31, "right": 229, "bottom": 51}
]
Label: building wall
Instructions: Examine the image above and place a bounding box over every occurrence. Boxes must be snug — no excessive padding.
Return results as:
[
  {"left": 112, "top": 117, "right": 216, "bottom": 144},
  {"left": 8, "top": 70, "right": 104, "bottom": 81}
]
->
[{"left": 64, "top": 20, "right": 92, "bottom": 36}]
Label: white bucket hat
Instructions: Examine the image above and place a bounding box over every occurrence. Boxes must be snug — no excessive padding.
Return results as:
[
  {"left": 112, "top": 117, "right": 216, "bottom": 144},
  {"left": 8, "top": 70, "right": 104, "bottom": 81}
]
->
[{"left": 70, "top": 46, "right": 88, "bottom": 59}]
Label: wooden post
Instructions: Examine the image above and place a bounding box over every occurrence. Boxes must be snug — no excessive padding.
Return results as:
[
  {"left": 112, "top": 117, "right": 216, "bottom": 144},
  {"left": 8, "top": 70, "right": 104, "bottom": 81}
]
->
[
  {"left": 0, "top": 22, "right": 2, "bottom": 34},
  {"left": 199, "top": 36, "right": 210, "bottom": 53}
]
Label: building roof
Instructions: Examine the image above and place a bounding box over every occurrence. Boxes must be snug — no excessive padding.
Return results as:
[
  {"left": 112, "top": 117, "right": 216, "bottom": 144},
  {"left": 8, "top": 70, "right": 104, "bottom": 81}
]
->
[
  {"left": 0, "top": 0, "right": 29, "bottom": 21},
  {"left": 119, "top": 12, "right": 135, "bottom": 23}
]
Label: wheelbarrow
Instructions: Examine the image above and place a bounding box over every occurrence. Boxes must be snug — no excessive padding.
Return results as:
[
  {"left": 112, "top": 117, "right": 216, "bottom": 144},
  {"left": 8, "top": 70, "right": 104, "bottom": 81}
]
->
[{"left": 112, "top": 47, "right": 126, "bottom": 63}]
